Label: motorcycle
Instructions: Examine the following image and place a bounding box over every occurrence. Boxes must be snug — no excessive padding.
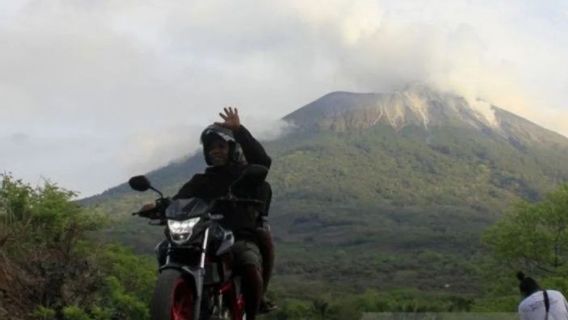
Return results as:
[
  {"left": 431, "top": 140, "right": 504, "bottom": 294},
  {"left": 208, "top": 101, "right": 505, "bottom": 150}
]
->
[{"left": 128, "top": 165, "right": 267, "bottom": 320}]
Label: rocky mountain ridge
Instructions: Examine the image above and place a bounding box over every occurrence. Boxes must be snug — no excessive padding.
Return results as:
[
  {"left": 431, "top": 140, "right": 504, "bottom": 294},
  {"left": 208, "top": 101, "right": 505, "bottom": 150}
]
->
[{"left": 285, "top": 85, "right": 567, "bottom": 147}]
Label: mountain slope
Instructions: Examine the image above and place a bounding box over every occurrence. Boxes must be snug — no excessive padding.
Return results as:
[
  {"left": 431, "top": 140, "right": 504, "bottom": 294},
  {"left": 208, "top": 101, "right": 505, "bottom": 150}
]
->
[{"left": 83, "top": 86, "right": 568, "bottom": 293}]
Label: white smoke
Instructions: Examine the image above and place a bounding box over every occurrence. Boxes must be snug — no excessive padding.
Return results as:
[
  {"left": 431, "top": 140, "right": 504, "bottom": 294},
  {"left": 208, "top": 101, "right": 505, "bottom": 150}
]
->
[
  {"left": 241, "top": 117, "right": 296, "bottom": 142},
  {"left": 283, "top": 0, "right": 568, "bottom": 135},
  {"left": 118, "top": 124, "right": 204, "bottom": 176}
]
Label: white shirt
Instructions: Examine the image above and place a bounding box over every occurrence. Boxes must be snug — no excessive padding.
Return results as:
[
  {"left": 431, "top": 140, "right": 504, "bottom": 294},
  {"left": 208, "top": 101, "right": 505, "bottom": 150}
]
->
[{"left": 519, "top": 290, "right": 568, "bottom": 320}]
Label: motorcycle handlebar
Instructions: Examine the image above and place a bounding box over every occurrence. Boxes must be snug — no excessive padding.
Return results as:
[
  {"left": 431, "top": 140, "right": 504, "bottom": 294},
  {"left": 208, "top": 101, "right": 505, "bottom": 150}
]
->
[
  {"left": 132, "top": 196, "right": 263, "bottom": 221},
  {"left": 133, "top": 197, "right": 170, "bottom": 220}
]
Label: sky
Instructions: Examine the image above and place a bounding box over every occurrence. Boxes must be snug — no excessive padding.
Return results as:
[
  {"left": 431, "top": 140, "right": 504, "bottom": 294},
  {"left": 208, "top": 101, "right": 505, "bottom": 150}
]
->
[{"left": 1, "top": 0, "right": 567, "bottom": 197}]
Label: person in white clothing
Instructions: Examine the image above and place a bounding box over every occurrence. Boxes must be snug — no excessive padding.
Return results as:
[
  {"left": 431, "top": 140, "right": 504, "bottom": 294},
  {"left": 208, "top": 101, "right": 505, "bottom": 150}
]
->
[{"left": 517, "top": 272, "right": 568, "bottom": 320}]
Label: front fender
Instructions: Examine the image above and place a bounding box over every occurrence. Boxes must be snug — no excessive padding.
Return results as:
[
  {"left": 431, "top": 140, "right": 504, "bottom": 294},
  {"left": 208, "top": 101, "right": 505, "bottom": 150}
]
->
[
  {"left": 159, "top": 263, "right": 204, "bottom": 297},
  {"left": 159, "top": 263, "right": 205, "bottom": 318}
]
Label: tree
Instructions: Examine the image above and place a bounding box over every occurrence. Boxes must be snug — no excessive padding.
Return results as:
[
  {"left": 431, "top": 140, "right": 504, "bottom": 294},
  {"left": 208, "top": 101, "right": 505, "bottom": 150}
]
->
[
  {"left": 0, "top": 174, "right": 154, "bottom": 319},
  {"left": 484, "top": 184, "right": 568, "bottom": 274}
]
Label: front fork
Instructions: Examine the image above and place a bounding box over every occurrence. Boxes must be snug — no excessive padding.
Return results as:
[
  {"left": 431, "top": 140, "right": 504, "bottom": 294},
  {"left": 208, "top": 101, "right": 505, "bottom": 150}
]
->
[{"left": 192, "top": 227, "right": 210, "bottom": 319}]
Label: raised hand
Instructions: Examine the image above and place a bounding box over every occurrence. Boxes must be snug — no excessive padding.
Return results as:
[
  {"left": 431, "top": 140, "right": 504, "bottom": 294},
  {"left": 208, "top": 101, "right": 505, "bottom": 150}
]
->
[{"left": 215, "top": 107, "right": 241, "bottom": 132}]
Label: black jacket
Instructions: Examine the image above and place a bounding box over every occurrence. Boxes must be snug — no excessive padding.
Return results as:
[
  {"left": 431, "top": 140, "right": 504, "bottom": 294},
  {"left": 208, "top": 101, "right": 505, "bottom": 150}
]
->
[{"left": 173, "top": 125, "right": 271, "bottom": 239}]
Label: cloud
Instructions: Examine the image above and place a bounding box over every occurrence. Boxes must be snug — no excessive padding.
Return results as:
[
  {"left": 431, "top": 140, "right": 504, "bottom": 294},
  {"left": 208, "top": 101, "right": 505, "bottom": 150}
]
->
[
  {"left": 242, "top": 117, "right": 296, "bottom": 141},
  {"left": 285, "top": 0, "right": 568, "bottom": 135},
  {"left": 117, "top": 116, "right": 295, "bottom": 176},
  {"left": 118, "top": 124, "right": 204, "bottom": 175},
  {"left": 8, "top": 133, "right": 30, "bottom": 144},
  {"left": 1, "top": 0, "right": 567, "bottom": 196}
]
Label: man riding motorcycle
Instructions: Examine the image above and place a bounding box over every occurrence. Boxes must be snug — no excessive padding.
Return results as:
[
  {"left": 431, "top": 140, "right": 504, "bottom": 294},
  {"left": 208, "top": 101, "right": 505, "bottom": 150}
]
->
[{"left": 151, "top": 107, "right": 275, "bottom": 319}]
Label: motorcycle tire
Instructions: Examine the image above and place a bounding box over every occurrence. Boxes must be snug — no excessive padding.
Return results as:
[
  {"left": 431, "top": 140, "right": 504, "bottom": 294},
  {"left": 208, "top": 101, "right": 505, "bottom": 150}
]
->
[{"left": 151, "top": 269, "right": 195, "bottom": 320}]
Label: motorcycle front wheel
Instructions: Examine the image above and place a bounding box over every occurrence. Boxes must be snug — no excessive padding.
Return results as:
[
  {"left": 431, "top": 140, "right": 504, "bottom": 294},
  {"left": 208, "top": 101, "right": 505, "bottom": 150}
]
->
[{"left": 151, "top": 269, "right": 195, "bottom": 320}]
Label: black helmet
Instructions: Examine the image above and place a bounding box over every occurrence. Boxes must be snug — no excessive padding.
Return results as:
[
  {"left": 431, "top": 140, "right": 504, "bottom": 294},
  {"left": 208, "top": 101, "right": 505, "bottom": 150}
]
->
[{"left": 200, "top": 124, "right": 244, "bottom": 166}]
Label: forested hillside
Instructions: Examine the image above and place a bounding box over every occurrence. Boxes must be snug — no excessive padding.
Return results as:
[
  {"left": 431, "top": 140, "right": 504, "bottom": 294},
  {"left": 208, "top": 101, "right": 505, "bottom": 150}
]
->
[{"left": 81, "top": 87, "right": 568, "bottom": 308}]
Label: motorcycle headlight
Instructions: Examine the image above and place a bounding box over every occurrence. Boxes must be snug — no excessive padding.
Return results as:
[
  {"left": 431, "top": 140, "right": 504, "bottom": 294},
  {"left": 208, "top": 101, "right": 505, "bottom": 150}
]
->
[{"left": 168, "top": 217, "right": 200, "bottom": 244}]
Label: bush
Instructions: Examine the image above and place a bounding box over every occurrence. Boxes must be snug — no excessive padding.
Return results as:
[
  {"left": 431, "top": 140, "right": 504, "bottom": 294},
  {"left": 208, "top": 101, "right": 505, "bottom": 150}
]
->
[{"left": 0, "top": 174, "right": 154, "bottom": 319}]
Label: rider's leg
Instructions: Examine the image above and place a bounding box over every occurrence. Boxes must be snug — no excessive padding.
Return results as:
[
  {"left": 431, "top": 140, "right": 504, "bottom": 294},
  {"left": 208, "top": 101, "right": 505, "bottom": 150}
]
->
[
  {"left": 256, "top": 227, "right": 274, "bottom": 295},
  {"left": 242, "top": 264, "right": 263, "bottom": 320},
  {"left": 232, "top": 240, "right": 263, "bottom": 319}
]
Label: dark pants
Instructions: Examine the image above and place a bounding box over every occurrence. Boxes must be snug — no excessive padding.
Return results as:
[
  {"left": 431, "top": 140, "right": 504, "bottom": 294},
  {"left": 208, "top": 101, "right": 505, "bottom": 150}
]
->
[
  {"left": 232, "top": 239, "right": 262, "bottom": 270},
  {"left": 256, "top": 226, "right": 274, "bottom": 294},
  {"left": 232, "top": 240, "right": 263, "bottom": 319}
]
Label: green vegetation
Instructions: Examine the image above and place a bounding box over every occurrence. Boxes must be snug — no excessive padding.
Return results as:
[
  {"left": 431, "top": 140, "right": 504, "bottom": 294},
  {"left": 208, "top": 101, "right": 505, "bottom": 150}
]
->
[
  {"left": 7, "top": 90, "right": 568, "bottom": 318},
  {"left": 0, "top": 174, "right": 156, "bottom": 319},
  {"left": 3, "top": 162, "right": 568, "bottom": 318},
  {"left": 475, "top": 183, "right": 568, "bottom": 312},
  {"left": 78, "top": 119, "right": 568, "bottom": 318},
  {"left": 261, "top": 125, "right": 568, "bottom": 299},
  {"left": 261, "top": 183, "right": 568, "bottom": 318},
  {"left": 263, "top": 289, "right": 475, "bottom": 320},
  {"left": 484, "top": 184, "right": 568, "bottom": 273}
]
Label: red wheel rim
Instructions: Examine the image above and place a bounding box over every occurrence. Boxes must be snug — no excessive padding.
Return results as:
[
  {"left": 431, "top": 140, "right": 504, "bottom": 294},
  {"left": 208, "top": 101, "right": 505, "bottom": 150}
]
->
[{"left": 171, "top": 278, "right": 193, "bottom": 320}]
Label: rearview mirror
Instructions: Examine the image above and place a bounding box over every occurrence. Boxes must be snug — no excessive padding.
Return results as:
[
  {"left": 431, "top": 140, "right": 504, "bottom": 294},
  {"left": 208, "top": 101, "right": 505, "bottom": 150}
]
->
[{"left": 128, "top": 175, "right": 152, "bottom": 192}]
